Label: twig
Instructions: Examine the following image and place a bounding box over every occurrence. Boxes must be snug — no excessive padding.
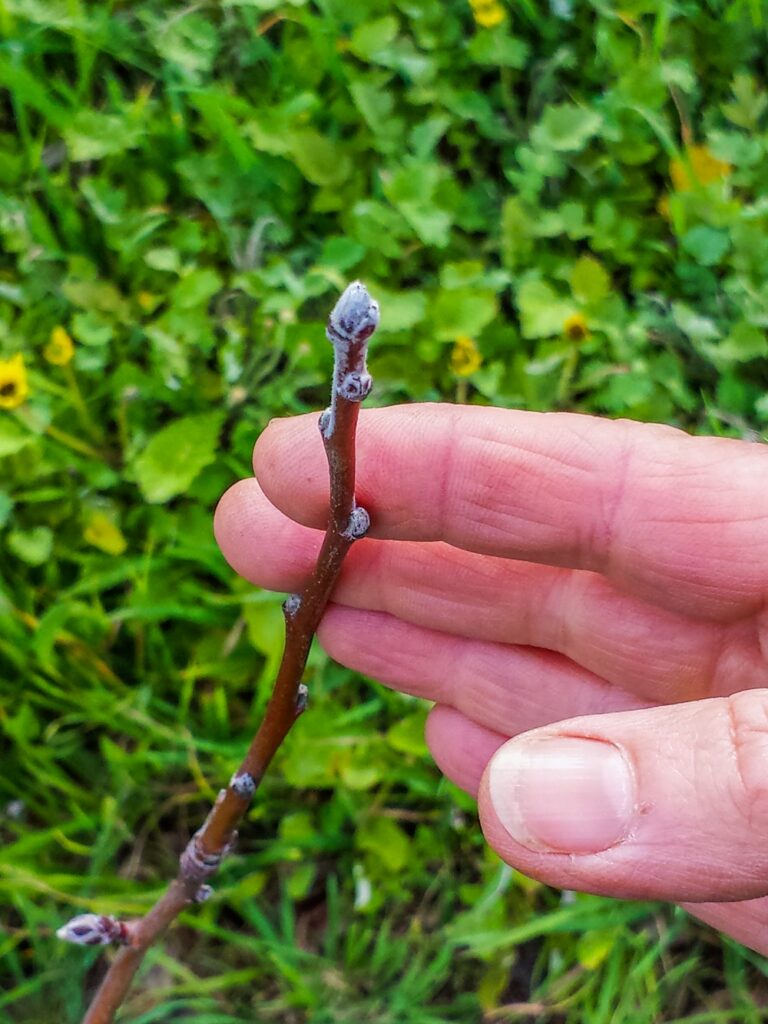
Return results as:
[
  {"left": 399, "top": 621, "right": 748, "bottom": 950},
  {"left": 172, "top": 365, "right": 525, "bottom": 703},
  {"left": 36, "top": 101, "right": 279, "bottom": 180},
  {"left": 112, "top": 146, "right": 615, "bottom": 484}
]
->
[{"left": 59, "top": 282, "right": 380, "bottom": 1024}]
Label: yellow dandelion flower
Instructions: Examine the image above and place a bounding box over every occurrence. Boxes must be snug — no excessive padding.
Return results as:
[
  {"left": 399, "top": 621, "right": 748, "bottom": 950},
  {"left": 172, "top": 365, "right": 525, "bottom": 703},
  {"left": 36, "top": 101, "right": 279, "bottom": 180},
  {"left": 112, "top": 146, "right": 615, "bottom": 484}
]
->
[
  {"left": 44, "top": 326, "right": 75, "bottom": 366},
  {"left": 451, "top": 335, "right": 483, "bottom": 376},
  {"left": 0, "top": 354, "right": 29, "bottom": 410},
  {"left": 470, "top": 0, "right": 506, "bottom": 28},
  {"left": 669, "top": 145, "right": 731, "bottom": 192},
  {"left": 563, "top": 313, "right": 590, "bottom": 342}
]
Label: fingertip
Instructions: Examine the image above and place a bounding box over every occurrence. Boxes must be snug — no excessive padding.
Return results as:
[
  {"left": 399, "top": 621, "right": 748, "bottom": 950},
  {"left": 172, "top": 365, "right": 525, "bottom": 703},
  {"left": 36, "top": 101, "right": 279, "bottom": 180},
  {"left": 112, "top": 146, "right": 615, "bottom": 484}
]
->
[
  {"left": 426, "top": 705, "right": 506, "bottom": 799},
  {"left": 213, "top": 478, "right": 255, "bottom": 564},
  {"left": 252, "top": 414, "right": 328, "bottom": 527}
]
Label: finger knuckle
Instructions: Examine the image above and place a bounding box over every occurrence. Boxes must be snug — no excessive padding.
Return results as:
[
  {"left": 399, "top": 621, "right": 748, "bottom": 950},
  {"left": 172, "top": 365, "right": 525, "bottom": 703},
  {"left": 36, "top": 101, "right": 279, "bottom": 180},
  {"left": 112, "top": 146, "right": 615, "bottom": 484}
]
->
[{"left": 726, "top": 690, "right": 768, "bottom": 827}]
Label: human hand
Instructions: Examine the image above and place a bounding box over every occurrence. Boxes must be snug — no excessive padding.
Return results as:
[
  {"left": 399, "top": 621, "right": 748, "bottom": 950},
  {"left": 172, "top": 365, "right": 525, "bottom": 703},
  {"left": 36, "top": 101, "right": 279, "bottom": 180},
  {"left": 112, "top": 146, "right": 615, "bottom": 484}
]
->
[{"left": 214, "top": 404, "right": 768, "bottom": 953}]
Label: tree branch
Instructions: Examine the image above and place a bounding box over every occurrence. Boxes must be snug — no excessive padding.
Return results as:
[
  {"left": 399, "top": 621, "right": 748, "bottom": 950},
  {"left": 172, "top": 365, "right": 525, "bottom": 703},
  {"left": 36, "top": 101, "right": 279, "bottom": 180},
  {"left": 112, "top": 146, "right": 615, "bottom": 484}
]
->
[{"left": 59, "top": 281, "right": 380, "bottom": 1024}]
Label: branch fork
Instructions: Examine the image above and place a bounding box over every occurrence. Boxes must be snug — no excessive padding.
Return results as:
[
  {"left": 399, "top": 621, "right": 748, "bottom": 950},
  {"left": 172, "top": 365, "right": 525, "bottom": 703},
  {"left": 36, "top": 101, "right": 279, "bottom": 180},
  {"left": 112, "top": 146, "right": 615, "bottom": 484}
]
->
[{"left": 59, "top": 281, "right": 380, "bottom": 1024}]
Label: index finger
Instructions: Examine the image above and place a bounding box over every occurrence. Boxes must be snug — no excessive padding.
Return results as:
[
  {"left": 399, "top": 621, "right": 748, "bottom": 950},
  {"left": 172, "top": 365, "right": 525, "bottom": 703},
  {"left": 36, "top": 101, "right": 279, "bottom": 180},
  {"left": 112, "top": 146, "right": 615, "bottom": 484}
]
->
[{"left": 253, "top": 404, "right": 768, "bottom": 618}]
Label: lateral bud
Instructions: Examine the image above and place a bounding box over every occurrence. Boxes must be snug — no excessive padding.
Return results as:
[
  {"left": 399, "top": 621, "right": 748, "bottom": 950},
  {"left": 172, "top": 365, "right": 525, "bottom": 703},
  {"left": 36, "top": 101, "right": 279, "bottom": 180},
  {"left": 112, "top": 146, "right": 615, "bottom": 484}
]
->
[
  {"left": 318, "top": 407, "right": 333, "bottom": 439},
  {"left": 230, "top": 771, "right": 256, "bottom": 800},
  {"left": 194, "top": 884, "right": 214, "bottom": 904},
  {"left": 295, "top": 683, "right": 309, "bottom": 715},
  {"left": 336, "top": 371, "right": 373, "bottom": 402},
  {"left": 57, "top": 914, "right": 131, "bottom": 947},
  {"left": 283, "top": 593, "right": 301, "bottom": 619},
  {"left": 343, "top": 505, "right": 370, "bottom": 540}
]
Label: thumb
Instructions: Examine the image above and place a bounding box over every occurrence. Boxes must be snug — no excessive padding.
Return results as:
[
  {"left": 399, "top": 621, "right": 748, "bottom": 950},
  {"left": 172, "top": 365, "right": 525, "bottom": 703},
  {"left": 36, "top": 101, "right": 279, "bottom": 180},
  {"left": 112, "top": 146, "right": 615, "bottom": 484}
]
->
[{"left": 478, "top": 690, "right": 768, "bottom": 903}]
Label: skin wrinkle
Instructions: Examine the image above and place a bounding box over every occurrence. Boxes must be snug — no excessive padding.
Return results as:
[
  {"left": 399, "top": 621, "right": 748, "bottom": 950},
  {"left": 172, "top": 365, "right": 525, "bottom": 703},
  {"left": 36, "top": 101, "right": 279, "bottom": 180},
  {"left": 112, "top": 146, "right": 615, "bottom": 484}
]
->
[
  {"left": 725, "top": 692, "right": 768, "bottom": 832},
  {"left": 593, "top": 433, "right": 633, "bottom": 578}
]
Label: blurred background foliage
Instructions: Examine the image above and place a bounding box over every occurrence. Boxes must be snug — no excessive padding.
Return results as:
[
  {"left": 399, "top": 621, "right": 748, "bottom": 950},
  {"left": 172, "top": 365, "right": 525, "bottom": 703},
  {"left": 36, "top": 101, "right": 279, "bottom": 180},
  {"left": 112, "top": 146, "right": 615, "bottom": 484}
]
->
[{"left": 2, "top": 0, "right": 768, "bottom": 1020}]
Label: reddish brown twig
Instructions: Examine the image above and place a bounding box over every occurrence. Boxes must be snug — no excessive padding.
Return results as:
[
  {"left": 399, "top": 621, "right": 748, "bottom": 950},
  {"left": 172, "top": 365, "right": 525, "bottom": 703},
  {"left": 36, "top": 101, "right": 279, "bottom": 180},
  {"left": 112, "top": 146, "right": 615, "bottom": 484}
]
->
[{"left": 59, "top": 282, "right": 379, "bottom": 1024}]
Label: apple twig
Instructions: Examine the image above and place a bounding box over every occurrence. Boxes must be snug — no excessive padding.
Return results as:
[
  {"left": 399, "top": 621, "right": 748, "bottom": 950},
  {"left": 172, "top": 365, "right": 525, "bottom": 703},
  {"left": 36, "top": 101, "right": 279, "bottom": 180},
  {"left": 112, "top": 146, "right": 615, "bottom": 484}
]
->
[{"left": 58, "top": 281, "right": 380, "bottom": 1024}]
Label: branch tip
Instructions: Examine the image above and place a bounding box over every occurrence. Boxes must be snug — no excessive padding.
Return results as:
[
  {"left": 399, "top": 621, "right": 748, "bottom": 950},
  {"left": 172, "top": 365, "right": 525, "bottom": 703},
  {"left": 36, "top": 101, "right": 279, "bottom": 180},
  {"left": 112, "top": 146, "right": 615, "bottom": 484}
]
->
[{"left": 326, "top": 280, "right": 379, "bottom": 349}]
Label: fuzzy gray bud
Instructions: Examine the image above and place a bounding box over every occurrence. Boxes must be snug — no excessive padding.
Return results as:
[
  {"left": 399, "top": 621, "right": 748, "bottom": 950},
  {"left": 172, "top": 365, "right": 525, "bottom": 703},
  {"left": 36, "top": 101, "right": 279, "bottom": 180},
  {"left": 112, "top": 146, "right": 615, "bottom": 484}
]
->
[
  {"left": 327, "top": 281, "right": 379, "bottom": 348},
  {"left": 337, "top": 372, "right": 373, "bottom": 402},
  {"left": 230, "top": 771, "right": 256, "bottom": 799},
  {"left": 57, "top": 914, "right": 130, "bottom": 946},
  {"left": 343, "top": 506, "right": 370, "bottom": 540}
]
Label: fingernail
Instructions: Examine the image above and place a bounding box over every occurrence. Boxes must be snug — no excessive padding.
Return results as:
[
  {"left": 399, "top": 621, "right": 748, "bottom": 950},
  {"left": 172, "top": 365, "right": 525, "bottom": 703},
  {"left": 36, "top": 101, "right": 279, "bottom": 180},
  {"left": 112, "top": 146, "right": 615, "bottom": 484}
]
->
[{"left": 488, "top": 736, "right": 636, "bottom": 854}]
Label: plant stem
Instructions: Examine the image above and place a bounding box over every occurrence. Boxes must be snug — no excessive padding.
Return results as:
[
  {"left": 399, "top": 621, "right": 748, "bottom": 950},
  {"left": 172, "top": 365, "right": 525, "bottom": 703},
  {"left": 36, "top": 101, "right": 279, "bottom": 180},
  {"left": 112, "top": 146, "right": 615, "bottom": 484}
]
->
[{"left": 66, "top": 282, "right": 379, "bottom": 1024}]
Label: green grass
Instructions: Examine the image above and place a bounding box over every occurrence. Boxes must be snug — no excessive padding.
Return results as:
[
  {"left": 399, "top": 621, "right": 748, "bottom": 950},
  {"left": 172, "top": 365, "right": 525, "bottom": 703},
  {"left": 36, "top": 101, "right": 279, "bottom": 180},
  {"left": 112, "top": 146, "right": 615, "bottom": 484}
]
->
[{"left": 2, "top": 0, "right": 768, "bottom": 1020}]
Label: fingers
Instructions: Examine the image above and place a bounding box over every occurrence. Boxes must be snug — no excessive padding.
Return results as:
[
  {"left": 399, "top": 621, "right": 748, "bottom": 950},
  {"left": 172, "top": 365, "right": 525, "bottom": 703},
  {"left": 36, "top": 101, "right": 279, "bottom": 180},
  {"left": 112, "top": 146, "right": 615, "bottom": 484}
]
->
[
  {"left": 253, "top": 406, "right": 768, "bottom": 618},
  {"left": 425, "top": 705, "right": 505, "bottom": 797},
  {"left": 475, "top": 690, "right": 768, "bottom": 903},
  {"left": 317, "top": 605, "right": 647, "bottom": 736},
  {"left": 215, "top": 479, "right": 767, "bottom": 703},
  {"left": 426, "top": 704, "right": 768, "bottom": 957}
]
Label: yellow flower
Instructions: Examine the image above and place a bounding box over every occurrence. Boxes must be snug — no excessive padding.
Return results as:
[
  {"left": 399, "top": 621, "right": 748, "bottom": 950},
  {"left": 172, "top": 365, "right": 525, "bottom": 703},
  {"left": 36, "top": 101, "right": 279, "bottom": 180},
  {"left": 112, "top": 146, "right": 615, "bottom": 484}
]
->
[
  {"left": 563, "top": 313, "right": 590, "bottom": 342},
  {"left": 0, "top": 354, "right": 29, "bottom": 410},
  {"left": 451, "top": 335, "right": 483, "bottom": 376},
  {"left": 470, "top": 0, "right": 505, "bottom": 28},
  {"left": 670, "top": 145, "right": 731, "bottom": 192},
  {"left": 44, "top": 326, "right": 75, "bottom": 366}
]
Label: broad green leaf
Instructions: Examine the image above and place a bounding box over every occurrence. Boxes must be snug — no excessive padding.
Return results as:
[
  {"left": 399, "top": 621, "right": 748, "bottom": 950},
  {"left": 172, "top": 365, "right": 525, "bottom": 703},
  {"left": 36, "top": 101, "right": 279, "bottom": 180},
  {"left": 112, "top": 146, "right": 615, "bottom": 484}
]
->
[
  {"left": 0, "top": 418, "right": 33, "bottom": 457},
  {"left": 516, "top": 279, "right": 575, "bottom": 338},
  {"left": 133, "top": 412, "right": 224, "bottom": 504},
  {"left": 387, "top": 711, "right": 429, "bottom": 757},
  {"left": 532, "top": 103, "right": 603, "bottom": 152},
  {"left": 171, "top": 268, "right": 223, "bottom": 309},
  {"left": 349, "top": 16, "right": 399, "bottom": 62},
  {"left": 7, "top": 526, "right": 53, "bottom": 566},
  {"left": 571, "top": 255, "right": 610, "bottom": 305},
  {"left": 430, "top": 287, "right": 497, "bottom": 340},
  {"left": 356, "top": 815, "right": 409, "bottom": 872},
  {"left": 64, "top": 111, "right": 143, "bottom": 162},
  {"left": 288, "top": 131, "right": 351, "bottom": 187},
  {"left": 370, "top": 287, "right": 427, "bottom": 332},
  {"left": 681, "top": 225, "right": 730, "bottom": 266}
]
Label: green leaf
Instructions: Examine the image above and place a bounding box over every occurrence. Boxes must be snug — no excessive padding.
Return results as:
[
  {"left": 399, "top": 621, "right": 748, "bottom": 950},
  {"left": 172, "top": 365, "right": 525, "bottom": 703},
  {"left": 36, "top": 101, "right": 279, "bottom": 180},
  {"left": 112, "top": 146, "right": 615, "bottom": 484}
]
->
[
  {"left": 7, "top": 526, "right": 53, "bottom": 566},
  {"left": 516, "top": 279, "right": 574, "bottom": 339},
  {"left": 387, "top": 710, "right": 429, "bottom": 757},
  {"left": 356, "top": 815, "right": 410, "bottom": 872},
  {"left": 430, "top": 287, "right": 498, "bottom": 340},
  {"left": 0, "top": 417, "right": 33, "bottom": 457},
  {"left": 371, "top": 287, "right": 427, "bottom": 332},
  {"left": 288, "top": 131, "right": 351, "bottom": 187},
  {"left": 349, "top": 16, "right": 399, "bottom": 62},
  {"left": 468, "top": 31, "right": 528, "bottom": 68},
  {"left": 153, "top": 11, "right": 220, "bottom": 75},
  {"left": 64, "top": 111, "right": 143, "bottom": 162},
  {"left": 0, "top": 490, "right": 12, "bottom": 527},
  {"left": 133, "top": 412, "right": 224, "bottom": 504},
  {"left": 571, "top": 255, "right": 610, "bottom": 305},
  {"left": 171, "top": 268, "right": 223, "bottom": 309},
  {"left": 532, "top": 103, "right": 603, "bottom": 152},
  {"left": 717, "top": 322, "right": 768, "bottom": 363},
  {"left": 681, "top": 225, "right": 730, "bottom": 266}
]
